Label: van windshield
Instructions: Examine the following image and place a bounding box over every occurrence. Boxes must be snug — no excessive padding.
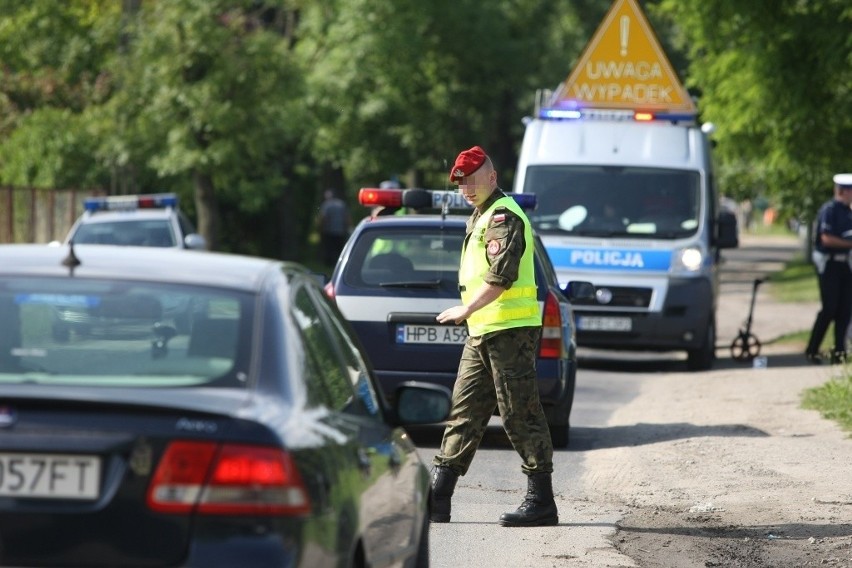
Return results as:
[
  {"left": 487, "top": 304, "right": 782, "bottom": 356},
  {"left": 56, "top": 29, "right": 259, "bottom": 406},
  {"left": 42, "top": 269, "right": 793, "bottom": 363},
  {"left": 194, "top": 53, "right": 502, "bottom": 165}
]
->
[{"left": 523, "top": 165, "right": 701, "bottom": 239}]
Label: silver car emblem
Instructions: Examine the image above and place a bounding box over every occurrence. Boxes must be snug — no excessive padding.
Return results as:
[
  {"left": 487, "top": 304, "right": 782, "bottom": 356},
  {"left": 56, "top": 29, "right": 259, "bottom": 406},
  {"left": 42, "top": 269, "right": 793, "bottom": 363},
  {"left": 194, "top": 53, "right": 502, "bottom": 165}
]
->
[
  {"left": 0, "top": 406, "right": 17, "bottom": 429},
  {"left": 595, "top": 288, "right": 613, "bottom": 304}
]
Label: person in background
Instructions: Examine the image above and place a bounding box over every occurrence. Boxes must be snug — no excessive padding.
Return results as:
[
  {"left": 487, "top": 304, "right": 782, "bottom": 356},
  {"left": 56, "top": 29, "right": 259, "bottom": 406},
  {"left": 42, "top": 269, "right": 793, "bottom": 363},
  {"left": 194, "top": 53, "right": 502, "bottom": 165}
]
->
[
  {"left": 430, "top": 146, "right": 557, "bottom": 528},
  {"left": 805, "top": 173, "right": 852, "bottom": 365},
  {"left": 317, "top": 188, "right": 351, "bottom": 267}
]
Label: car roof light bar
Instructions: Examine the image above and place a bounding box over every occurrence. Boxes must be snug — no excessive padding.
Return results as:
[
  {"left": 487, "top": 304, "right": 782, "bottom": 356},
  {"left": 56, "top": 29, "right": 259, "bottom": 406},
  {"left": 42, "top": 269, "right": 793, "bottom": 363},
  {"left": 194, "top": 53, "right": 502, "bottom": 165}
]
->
[
  {"left": 84, "top": 193, "right": 179, "bottom": 213},
  {"left": 537, "top": 106, "right": 696, "bottom": 124},
  {"left": 358, "top": 188, "right": 537, "bottom": 212}
]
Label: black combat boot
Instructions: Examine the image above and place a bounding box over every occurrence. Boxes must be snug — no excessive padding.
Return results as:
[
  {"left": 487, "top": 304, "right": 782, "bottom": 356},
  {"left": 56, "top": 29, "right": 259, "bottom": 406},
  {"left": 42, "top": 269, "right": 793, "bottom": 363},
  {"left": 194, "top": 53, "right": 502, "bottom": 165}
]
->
[
  {"left": 498, "top": 472, "right": 558, "bottom": 527},
  {"left": 429, "top": 466, "right": 459, "bottom": 523}
]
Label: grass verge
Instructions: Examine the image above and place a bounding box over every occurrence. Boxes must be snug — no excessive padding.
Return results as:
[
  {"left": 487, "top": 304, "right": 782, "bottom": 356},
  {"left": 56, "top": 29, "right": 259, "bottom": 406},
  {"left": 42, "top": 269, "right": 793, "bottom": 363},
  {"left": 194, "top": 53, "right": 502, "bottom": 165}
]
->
[
  {"left": 802, "top": 370, "right": 852, "bottom": 433},
  {"left": 766, "top": 245, "right": 852, "bottom": 435}
]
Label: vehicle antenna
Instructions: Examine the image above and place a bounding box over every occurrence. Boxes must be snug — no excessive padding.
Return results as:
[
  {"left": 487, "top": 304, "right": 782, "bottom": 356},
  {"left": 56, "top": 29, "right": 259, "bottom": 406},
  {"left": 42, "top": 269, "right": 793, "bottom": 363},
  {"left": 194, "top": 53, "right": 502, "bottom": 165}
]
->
[
  {"left": 441, "top": 158, "right": 450, "bottom": 220},
  {"left": 61, "top": 240, "right": 81, "bottom": 275}
]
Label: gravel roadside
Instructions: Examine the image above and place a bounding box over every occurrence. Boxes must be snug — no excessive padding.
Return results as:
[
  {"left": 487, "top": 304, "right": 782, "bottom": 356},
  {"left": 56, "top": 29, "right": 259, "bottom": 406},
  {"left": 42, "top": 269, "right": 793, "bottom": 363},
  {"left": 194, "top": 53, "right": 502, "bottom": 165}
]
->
[{"left": 585, "top": 232, "right": 852, "bottom": 567}]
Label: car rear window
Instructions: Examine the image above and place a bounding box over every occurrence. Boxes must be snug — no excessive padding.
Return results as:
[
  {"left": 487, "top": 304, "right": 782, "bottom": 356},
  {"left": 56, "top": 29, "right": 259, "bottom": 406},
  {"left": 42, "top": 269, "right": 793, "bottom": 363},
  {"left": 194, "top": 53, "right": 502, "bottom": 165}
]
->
[
  {"left": 345, "top": 229, "right": 464, "bottom": 287},
  {"left": 72, "top": 220, "right": 176, "bottom": 247},
  {"left": 0, "top": 277, "right": 253, "bottom": 388}
]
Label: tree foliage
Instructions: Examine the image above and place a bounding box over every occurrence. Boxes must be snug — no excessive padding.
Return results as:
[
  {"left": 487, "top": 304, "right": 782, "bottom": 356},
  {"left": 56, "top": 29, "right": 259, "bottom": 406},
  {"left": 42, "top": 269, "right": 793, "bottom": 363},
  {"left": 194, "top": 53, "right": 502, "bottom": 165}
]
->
[
  {"left": 654, "top": 0, "right": 852, "bottom": 218},
  {"left": 100, "top": 0, "right": 312, "bottom": 252},
  {"left": 0, "top": 0, "right": 119, "bottom": 188}
]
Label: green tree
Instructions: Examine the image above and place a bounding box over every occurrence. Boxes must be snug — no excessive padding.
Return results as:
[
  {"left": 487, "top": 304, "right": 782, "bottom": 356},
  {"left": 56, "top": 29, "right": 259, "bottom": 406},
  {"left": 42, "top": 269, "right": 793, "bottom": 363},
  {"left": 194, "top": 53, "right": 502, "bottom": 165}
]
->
[
  {"left": 102, "top": 0, "right": 312, "bottom": 253},
  {"left": 298, "top": 0, "right": 605, "bottom": 195},
  {"left": 0, "top": 0, "right": 120, "bottom": 188}
]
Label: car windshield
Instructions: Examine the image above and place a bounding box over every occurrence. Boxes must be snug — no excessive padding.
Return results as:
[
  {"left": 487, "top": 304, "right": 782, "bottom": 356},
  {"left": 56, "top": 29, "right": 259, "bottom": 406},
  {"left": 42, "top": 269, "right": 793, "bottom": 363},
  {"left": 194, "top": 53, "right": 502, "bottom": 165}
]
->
[
  {"left": 0, "top": 276, "right": 253, "bottom": 388},
  {"left": 345, "top": 228, "right": 463, "bottom": 288},
  {"left": 72, "top": 220, "right": 176, "bottom": 247},
  {"left": 524, "top": 165, "right": 702, "bottom": 239}
]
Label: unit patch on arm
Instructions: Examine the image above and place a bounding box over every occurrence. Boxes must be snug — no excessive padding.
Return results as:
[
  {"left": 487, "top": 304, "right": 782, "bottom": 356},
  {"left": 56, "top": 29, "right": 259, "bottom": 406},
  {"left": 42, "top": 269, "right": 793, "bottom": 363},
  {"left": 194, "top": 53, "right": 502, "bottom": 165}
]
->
[{"left": 487, "top": 240, "right": 501, "bottom": 255}]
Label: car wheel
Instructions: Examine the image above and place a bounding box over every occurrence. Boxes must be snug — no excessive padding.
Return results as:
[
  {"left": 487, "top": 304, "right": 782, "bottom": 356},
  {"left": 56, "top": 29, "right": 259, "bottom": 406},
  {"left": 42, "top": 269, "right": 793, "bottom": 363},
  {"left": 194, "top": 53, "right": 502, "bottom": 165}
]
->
[
  {"left": 549, "top": 422, "right": 570, "bottom": 449},
  {"left": 686, "top": 316, "right": 715, "bottom": 371}
]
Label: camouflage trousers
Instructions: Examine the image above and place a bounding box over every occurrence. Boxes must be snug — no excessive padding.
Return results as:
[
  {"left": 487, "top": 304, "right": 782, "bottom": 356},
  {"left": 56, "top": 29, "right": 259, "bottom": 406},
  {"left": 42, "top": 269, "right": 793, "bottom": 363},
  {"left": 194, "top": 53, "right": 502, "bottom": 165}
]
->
[{"left": 433, "top": 326, "right": 553, "bottom": 476}]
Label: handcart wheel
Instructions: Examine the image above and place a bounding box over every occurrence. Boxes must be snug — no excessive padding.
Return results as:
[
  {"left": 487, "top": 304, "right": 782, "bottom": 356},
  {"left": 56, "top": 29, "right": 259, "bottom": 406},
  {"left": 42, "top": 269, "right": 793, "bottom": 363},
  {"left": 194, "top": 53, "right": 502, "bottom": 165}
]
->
[{"left": 730, "top": 332, "right": 761, "bottom": 361}]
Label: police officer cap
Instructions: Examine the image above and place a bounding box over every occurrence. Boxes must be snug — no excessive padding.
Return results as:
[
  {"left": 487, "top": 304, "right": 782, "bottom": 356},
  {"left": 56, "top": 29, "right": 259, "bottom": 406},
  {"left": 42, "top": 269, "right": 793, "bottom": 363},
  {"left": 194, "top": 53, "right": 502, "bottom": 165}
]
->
[
  {"left": 833, "top": 173, "right": 852, "bottom": 188},
  {"left": 449, "top": 146, "right": 487, "bottom": 183}
]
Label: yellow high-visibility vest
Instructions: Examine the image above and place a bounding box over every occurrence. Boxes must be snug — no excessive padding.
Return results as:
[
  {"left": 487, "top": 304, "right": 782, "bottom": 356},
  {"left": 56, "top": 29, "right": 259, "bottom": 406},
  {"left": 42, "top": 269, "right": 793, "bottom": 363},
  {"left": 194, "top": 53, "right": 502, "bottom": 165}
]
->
[{"left": 460, "top": 196, "right": 540, "bottom": 336}]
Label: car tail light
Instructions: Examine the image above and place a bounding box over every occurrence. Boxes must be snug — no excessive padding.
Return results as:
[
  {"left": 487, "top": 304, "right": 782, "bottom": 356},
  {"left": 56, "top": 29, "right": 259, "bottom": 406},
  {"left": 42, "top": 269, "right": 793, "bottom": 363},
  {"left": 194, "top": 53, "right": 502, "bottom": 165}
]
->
[
  {"left": 147, "top": 441, "right": 311, "bottom": 516},
  {"left": 539, "top": 291, "right": 563, "bottom": 359}
]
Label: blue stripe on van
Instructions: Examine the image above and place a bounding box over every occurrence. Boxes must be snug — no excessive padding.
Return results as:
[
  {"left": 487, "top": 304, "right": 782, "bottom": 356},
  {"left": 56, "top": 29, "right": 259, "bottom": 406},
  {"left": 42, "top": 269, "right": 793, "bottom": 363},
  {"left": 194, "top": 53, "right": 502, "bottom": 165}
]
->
[{"left": 546, "top": 247, "right": 672, "bottom": 271}]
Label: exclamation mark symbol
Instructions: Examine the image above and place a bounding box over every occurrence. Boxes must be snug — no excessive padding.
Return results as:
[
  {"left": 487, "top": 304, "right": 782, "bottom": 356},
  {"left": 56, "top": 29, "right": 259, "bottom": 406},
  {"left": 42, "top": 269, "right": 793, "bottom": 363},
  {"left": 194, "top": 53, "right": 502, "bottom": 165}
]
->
[{"left": 620, "top": 15, "right": 629, "bottom": 56}]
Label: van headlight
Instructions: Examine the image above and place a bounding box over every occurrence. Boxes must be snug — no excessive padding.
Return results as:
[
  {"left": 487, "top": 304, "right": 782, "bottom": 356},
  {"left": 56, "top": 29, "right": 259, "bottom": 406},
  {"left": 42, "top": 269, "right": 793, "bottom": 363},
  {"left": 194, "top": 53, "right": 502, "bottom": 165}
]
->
[{"left": 671, "top": 247, "right": 704, "bottom": 273}]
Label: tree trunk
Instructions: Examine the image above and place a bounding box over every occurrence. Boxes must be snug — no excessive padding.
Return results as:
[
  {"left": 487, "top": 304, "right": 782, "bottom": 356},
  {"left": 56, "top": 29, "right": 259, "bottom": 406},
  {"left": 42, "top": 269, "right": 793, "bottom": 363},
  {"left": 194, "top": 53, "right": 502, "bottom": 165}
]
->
[{"left": 193, "top": 171, "right": 219, "bottom": 251}]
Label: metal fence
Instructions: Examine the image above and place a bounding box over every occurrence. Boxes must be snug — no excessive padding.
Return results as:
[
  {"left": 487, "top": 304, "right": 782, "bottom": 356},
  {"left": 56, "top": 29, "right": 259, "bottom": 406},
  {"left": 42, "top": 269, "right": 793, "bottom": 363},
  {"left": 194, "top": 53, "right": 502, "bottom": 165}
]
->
[{"left": 0, "top": 187, "right": 103, "bottom": 244}]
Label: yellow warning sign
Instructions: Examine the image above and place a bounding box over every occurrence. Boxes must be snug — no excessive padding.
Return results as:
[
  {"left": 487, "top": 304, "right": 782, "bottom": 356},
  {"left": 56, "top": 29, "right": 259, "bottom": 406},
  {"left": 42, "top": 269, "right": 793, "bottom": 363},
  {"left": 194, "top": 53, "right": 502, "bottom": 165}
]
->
[{"left": 552, "top": 0, "right": 695, "bottom": 113}]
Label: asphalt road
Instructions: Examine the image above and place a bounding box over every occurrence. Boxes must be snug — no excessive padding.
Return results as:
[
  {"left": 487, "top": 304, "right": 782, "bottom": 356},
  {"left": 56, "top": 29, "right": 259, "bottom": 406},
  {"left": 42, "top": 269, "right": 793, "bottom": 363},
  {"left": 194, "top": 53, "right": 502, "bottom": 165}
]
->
[{"left": 415, "top": 232, "right": 850, "bottom": 567}]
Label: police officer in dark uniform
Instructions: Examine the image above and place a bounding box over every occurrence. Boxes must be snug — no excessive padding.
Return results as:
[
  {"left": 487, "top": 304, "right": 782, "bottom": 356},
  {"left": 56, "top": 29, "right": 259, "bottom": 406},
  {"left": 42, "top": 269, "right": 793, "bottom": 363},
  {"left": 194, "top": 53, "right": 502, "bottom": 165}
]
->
[
  {"left": 805, "top": 173, "right": 852, "bottom": 364},
  {"left": 429, "top": 146, "right": 557, "bottom": 527}
]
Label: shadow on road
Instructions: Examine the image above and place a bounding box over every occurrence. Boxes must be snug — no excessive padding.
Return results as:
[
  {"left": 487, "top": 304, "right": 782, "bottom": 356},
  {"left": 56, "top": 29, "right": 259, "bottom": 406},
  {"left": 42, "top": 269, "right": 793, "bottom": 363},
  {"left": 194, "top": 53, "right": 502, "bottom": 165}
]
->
[
  {"left": 568, "top": 421, "right": 770, "bottom": 452},
  {"left": 407, "top": 420, "right": 772, "bottom": 453},
  {"left": 577, "top": 347, "right": 818, "bottom": 372}
]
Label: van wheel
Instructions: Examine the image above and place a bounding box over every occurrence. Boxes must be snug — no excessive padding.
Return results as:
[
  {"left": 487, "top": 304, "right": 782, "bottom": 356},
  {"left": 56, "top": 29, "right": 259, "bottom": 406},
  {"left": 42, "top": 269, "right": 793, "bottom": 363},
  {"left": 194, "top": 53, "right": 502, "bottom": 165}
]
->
[
  {"left": 549, "top": 423, "right": 570, "bottom": 449},
  {"left": 687, "top": 317, "right": 715, "bottom": 371}
]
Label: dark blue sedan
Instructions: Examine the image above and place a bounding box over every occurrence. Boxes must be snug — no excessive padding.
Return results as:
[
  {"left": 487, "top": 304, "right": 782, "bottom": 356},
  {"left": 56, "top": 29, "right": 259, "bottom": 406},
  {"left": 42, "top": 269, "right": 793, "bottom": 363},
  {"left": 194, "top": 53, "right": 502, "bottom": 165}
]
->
[{"left": 0, "top": 243, "right": 449, "bottom": 567}]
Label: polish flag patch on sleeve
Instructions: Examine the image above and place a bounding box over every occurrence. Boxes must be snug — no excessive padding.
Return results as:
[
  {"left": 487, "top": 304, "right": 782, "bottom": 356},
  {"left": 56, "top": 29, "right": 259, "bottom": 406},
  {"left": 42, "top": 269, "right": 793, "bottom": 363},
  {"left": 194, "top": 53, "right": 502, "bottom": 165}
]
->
[{"left": 492, "top": 213, "right": 506, "bottom": 223}]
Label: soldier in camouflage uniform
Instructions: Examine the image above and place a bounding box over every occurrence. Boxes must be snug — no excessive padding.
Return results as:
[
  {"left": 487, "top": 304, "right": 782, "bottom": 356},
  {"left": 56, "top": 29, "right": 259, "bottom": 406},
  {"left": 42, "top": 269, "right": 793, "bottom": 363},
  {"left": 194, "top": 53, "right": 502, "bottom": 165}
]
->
[{"left": 431, "top": 146, "right": 557, "bottom": 527}]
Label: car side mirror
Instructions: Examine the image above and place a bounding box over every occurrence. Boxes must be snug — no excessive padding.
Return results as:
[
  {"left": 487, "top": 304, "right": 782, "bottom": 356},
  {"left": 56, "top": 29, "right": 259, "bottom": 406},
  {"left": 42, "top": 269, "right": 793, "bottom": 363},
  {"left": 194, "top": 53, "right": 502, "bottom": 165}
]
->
[
  {"left": 184, "top": 234, "right": 208, "bottom": 250},
  {"left": 562, "top": 280, "right": 595, "bottom": 302},
  {"left": 395, "top": 382, "right": 451, "bottom": 425}
]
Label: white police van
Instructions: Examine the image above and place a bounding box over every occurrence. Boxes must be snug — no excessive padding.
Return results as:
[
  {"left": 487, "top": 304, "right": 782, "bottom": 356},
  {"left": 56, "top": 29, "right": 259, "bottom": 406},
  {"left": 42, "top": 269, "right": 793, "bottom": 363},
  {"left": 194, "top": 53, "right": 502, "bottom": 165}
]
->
[{"left": 513, "top": 0, "right": 738, "bottom": 370}]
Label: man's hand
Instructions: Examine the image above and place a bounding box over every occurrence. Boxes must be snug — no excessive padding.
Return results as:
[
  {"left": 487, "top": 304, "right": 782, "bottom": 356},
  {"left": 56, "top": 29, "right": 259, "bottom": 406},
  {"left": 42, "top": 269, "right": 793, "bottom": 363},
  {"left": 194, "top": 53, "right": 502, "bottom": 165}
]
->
[
  {"left": 438, "top": 283, "right": 506, "bottom": 325},
  {"left": 437, "top": 305, "right": 471, "bottom": 325}
]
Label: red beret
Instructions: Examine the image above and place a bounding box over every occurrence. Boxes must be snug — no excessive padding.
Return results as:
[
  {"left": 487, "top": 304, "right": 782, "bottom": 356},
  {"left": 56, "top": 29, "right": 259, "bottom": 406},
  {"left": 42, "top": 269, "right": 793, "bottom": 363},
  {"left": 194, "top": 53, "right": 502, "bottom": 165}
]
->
[{"left": 449, "top": 146, "right": 487, "bottom": 183}]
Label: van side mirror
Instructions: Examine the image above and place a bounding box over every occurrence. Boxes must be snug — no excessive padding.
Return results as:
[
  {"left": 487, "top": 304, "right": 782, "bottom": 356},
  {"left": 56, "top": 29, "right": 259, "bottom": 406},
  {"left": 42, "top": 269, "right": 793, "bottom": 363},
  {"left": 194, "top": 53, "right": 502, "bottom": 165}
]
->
[{"left": 715, "top": 210, "right": 739, "bottom": 249}]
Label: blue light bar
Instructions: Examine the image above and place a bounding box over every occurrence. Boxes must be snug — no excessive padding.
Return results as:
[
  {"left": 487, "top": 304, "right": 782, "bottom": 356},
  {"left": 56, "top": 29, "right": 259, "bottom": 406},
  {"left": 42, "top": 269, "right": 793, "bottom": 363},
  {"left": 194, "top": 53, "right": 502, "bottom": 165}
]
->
[
  {"left": 511, "top": 193, "right": 537, "bottom": 211},
  {"left": 649, "top": 112, "right": 698, "bottom": 122}
]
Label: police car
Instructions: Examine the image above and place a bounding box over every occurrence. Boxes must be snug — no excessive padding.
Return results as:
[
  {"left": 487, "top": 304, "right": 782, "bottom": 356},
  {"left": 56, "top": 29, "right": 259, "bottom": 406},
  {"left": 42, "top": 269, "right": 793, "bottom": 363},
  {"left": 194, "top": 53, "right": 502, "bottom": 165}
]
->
[
  {"left": 324, "top": 187, "right": 593, "bottom": 447},
  {"left": 60, "top": 193, "right": 207, "bottom": 250}
]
